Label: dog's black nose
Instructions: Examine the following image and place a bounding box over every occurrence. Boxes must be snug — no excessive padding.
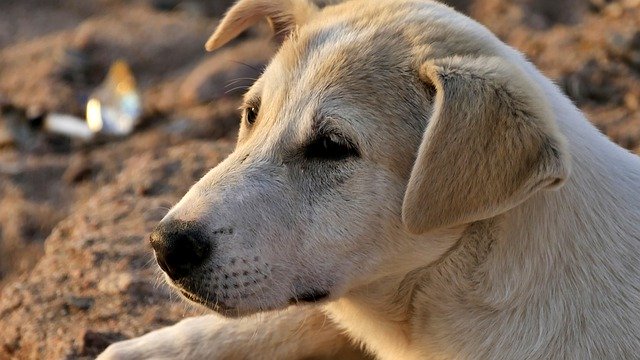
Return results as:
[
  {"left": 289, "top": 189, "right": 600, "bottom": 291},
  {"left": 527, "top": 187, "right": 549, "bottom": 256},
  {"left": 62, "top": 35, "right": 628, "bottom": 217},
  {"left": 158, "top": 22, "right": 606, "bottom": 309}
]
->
[{"left": 149, "top": 220, "right": 212, "bottom": 281}]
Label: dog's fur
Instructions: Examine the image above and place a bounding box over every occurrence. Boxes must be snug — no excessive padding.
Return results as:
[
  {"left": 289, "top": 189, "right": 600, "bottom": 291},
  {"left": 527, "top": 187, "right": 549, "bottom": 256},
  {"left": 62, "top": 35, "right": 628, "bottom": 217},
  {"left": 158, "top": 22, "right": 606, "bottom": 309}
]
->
[{"left": 99, "top": 0, "right": 640, "bottom": 359}]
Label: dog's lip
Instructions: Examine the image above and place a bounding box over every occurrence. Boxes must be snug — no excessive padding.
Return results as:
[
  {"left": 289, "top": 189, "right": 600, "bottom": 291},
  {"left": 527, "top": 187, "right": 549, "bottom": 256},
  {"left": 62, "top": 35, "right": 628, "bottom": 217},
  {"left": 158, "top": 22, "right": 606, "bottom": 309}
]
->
[
  {"left": 178, "top": 289, "right": 234, "bottom": 312},
  {"left": 289, "top": 290, "right": 330, "bottom": 304}
]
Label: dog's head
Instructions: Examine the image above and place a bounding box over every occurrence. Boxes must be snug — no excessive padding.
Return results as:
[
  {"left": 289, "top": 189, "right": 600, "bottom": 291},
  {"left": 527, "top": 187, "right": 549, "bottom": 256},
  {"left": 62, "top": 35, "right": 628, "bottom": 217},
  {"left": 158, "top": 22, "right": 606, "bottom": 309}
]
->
[{"left": 150, "top": 0, "right": 570, "bottom": 316}]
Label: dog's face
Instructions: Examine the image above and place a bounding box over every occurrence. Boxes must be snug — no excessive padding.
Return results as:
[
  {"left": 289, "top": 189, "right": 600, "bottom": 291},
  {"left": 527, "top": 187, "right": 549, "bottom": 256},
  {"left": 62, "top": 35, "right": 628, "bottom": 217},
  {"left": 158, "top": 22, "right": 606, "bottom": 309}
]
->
[
  {"left": 151, "top": 0, "right": 570, "bottom": 317},
  {"left": 158, "top": 12, "right": 437, "bottom": 316}
]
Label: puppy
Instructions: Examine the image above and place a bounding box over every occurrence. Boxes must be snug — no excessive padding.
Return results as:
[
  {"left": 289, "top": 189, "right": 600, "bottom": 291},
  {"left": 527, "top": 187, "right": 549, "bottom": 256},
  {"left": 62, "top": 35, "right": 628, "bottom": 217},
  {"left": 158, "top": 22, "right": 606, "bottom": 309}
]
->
[{"left": 100, "top": 0, "right": 640, "bottom": 359}]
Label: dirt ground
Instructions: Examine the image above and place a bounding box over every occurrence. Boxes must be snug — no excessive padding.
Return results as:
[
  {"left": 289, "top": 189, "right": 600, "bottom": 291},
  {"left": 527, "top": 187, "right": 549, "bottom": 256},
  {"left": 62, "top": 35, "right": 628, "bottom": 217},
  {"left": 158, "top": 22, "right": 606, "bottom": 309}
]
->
[{"left": 0, "top": 0, "right": 638, "bottom": 358}]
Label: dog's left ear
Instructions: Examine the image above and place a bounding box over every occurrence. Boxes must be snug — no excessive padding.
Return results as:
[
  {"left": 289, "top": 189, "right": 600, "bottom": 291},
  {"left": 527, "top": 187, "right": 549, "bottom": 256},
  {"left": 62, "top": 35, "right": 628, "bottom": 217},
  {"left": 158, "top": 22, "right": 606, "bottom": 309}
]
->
[
  {"left": 402, "top": 56, "right": 571, "bottom": 234},
  {"left": 205, "top": 0, "right": 318, "bottom": 51}
]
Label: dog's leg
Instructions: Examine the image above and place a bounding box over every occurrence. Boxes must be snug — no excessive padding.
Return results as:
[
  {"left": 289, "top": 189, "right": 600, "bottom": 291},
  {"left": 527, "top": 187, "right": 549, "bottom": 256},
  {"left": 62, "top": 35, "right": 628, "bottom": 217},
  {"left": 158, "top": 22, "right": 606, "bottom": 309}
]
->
[{"left": 98, "top": 306, "right": 364, "bottom": 360}]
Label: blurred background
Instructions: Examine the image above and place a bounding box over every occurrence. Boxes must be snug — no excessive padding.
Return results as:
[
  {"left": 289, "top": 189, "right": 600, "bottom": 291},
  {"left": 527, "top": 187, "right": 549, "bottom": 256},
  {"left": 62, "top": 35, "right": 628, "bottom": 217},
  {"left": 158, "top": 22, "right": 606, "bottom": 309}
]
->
[{"left": 0, "top": 0, "right": 638, "bottom": 358}]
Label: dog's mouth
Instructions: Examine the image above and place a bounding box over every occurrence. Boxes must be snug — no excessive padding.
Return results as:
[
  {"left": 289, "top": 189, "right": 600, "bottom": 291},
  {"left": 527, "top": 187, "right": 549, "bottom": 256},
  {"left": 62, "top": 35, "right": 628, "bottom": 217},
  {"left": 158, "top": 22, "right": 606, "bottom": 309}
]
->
[
  {"left": 289, "top": 290, "right": 330, "bottom": 304},
  {"left": 178, "top": 289, "right": 234, "bottom": 313},
  {"left": 172, "top": 275, "right": 330, "bottom": 315}
]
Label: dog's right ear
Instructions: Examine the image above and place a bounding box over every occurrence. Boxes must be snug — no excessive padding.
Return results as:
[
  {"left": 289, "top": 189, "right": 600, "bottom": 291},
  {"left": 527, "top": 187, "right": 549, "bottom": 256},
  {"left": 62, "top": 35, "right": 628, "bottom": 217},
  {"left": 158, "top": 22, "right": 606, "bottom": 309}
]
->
[
  {"left": 402, "top": 56, "right": 570, "bottom": 234},
  {"left": 205, "top": 0, "right": 319, "bottom": 51}
]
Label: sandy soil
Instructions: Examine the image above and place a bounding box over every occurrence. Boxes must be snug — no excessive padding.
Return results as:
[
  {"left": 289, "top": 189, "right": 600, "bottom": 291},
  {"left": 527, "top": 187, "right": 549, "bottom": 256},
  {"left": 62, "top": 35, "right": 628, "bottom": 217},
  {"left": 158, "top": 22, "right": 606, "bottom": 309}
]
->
[{"left": 0, "top": 0, "right": 638, "bottom": 358}]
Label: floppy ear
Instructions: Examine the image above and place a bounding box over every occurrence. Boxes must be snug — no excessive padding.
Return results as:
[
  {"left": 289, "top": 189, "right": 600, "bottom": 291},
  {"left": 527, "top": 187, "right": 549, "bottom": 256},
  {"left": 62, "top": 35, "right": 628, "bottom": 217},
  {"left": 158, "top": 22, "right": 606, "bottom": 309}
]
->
[
  {"left": 402, "top": 56, "right": 570, "bottom": 234},
  {"left": 205, "top": 0, "right": 318, "bottom": 51}
]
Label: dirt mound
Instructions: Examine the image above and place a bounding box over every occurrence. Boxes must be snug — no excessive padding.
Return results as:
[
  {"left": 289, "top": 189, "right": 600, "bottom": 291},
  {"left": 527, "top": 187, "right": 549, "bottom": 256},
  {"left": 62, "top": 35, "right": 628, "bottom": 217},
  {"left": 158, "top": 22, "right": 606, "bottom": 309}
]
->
[
  {"left": 0, "top": 140, "right": 233, "bottom": 359},
  {"left": 0, "top": 0, "right": 269, "bottom": 290},
  {"left": 0, "top": 0, "right": 638, "bottom": 358},
  {"left": 473, "top": 0, "right": 640, "bottom": 151}
]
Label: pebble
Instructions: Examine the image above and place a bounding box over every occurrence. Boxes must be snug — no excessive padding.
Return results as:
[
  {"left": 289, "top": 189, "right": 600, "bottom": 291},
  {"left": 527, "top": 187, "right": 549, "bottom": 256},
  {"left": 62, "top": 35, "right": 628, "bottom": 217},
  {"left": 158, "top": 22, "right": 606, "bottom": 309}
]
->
[
  {"left": 561, "top": 59, "right": 620, "bottom": 105},
  {"left": 608, "top": 31, "right": 640, "bottom": 70},
  {"left": 622, "top": 0, "right": 640, "bottom": 8},
  {"left": 63, "top": 155, "right": 94, "bottom": 184},
  {"left": 76, "top": 329, "right": 127, "bottom": 356},
  {"left": 0, "top": 118, "right": 14, "bottom": 148},
  {"left": 0, "top": 106, "right": 41, "bottom": 150},
  {"left": 150, "top": 0, "right": 179, "bottom": 11},
  {"left": 624, "top": 93, "right": 639, "bottom": 111},
  {"left": 64, "top": 295, "right": 95, "bottom": 311},
  {"left": 604, "top": 3, "right": 624, "bottom": 17},
  {"left": 98, "top": 273, "right": 134, "bottom": 295}
]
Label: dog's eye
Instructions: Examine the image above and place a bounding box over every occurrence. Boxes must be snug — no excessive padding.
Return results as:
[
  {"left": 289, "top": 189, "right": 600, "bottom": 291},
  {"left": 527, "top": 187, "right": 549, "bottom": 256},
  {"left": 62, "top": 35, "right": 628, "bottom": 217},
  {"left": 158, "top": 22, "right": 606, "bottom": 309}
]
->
[
  {"left": 244, "top": 106, "right": 258, "bottom": 125},
  {"left": 305, "top": 134, "right": 359, "bottom": 161}
]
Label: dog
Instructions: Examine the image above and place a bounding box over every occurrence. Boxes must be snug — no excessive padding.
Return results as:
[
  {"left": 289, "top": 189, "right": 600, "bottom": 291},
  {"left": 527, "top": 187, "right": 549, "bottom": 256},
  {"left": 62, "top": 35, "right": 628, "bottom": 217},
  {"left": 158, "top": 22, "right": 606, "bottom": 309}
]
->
[{"left": 99, "top": 0, "right": 640, "bottom": 359}]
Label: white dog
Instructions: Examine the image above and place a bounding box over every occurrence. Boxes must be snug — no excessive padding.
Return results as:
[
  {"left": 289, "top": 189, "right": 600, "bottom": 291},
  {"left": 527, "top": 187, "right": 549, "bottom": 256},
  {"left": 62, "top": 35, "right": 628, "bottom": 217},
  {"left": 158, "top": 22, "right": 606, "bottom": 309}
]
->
[{"left": 100, "top": 0, "right": 640, "bottom": 359}]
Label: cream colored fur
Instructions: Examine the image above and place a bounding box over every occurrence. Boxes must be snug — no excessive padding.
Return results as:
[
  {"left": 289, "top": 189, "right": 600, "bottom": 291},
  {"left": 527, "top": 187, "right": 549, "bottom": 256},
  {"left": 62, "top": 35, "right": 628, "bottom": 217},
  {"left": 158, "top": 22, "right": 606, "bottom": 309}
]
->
[{"left": 100, "top": 0, "right": 640, "bottom": 359}]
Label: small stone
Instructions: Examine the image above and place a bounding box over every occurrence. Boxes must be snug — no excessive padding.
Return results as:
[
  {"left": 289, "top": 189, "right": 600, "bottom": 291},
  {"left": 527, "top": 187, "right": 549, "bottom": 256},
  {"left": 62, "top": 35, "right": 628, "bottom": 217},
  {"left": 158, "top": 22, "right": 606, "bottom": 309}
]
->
[
  {"left": 607, "top": 33, "right": 628, "bottom": 57},
  {"left": 135, "top": 179, "right": 166, "bottom": 197},
  {"left": 2, "top": 325, "right": 20, "bottom": 355},
  {"left": 608, "top": 31, "right": 640, "bottom": 70},
  {"left": 63, "top": 155, "right": 95, "bottom": 183},
  {"left": 175, "top": 1, "right": 207, "bottom": 17},
  {"left": 561, "top": 59, "right": 621, "bottom": 105},
  {"left": 98, "top": 273, "right": 134, "bottom": 295},
  {"left": 624, "top": 93, "right": 639, "bottom": 111},
  {"left": 56, "top": 48, "right": 91, "bottom": 86},
  {"left": 604, "top": 3, "right": 623, "bottom": 17},
  {"left": 627, "top": 32, "right": 640, "bottom": 68},
  {"left": 0, "top": 93, "right": 9, "bottom": 109},
  {"left": 64, "top": 296, "right": 94, "bottom": 311},
  {"left": 76, "top": 329, "right": 127, "bottom": 357},
  {"left": 0, "top": 119, "right": 13, "bottom": 148},
  {"left": 150, "top": 0, "right": 179, "bottom": 11},
  {"left": 0, "top": 106, "right": 42, "bottom": 150},
  {"left": 589, "top": 0, "right": 613, "bottom": 11}
]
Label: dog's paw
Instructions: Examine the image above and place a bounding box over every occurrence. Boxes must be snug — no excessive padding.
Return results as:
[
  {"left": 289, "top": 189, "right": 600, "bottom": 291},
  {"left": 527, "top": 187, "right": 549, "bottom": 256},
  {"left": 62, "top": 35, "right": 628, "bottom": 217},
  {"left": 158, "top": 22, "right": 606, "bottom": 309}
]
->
[
  {"left": 97, "top": 336, "right": 181, "bottom": 360},
  {"left": 97, "top": 340, "right": 147, "bottom": 360},
  {"left": 97, "top": 315, "right": 230, "bottom": 360}
]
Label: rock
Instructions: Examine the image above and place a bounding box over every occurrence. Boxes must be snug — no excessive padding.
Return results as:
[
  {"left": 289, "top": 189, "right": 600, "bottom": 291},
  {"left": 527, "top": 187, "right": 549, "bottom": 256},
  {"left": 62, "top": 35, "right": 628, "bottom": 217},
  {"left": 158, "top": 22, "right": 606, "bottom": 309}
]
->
[
  {"left": 624, "top": 0, "right": 640, "bottom": 8},
  {"left": 0, "top": 141, "right": 233, "bottom": 359},
  {"left": 624, "top": 93, "right": 639, "bottom": 111},
  {"left": 608, "top": 31, "right": 640, "bottom": 70},
  {"left": 75, "top": 329, "right": 127, "bottom": 357},
  {"left": 63, "top": 296, "right": 94, "bottom": 311},
  {"left": 150, "top": 0, "right": 180, "bottom": 11},
  {"left": 0, "top": 106, "right": 44, "bottom": 151},
  {"left": 149, "top": 0, "right": 236, "bottom": 17},
  {"left": 1, "top": 324, "right": 20, "bottom": 355},
  {"left": 561, "top": 59, "right": 623, "bottom": 105},
  {"left": 521, "top": 0, "right": 586, "bottom": 28},
  {"left": 628, "top": 31, "right": 640, "bottom": 68},
  {"left": 589, "top": 0, "right": 612, "bottom": 12},
  {"left": 56, "top": 47, "right": 92, "bottom": 87},
  {"left": 98, "top": 273, "right": 134, "bottom": 295},
  {"left": 604, "top": 2, "right": 624, "bottom": 17},
  {"left": 607, "top": 33, "right": 629, "bottom": 57},
  {"left": 63, "top": 154, "right": 96, "bottom": 183},
  {"left": 0, "top": 116, "right": 14, "bottom": 148}
]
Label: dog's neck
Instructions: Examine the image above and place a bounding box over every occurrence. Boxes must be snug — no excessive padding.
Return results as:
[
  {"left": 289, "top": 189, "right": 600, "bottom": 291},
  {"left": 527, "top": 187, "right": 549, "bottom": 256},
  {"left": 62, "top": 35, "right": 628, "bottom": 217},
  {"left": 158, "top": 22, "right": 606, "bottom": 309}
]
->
[{"left": 325, "top": 110, "right": 640, "bottom": 359}]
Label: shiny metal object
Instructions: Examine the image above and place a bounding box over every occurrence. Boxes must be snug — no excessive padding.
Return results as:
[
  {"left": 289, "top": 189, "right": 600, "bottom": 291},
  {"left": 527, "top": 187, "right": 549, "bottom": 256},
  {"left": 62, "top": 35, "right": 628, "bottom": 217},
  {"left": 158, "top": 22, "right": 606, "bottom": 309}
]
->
[{"left": 86, "top": 60, "right": 142, "bottom": 136}]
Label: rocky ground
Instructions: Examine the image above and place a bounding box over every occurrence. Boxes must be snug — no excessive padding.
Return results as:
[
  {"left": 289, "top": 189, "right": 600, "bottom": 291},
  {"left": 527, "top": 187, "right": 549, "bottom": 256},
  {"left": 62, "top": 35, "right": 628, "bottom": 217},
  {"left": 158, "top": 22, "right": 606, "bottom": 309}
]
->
[{"left": 0, "top": 0, "right": 638, "bottom": 358}]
